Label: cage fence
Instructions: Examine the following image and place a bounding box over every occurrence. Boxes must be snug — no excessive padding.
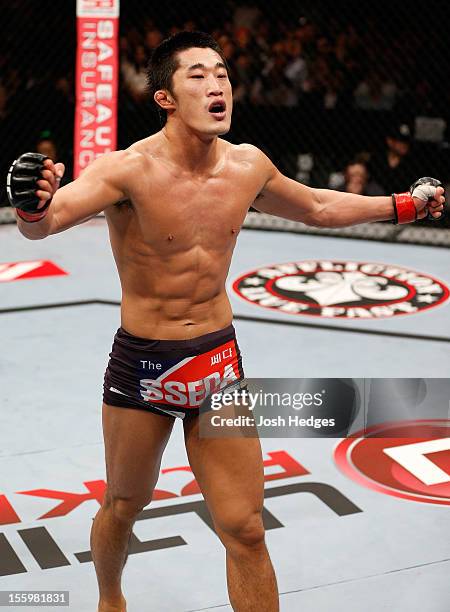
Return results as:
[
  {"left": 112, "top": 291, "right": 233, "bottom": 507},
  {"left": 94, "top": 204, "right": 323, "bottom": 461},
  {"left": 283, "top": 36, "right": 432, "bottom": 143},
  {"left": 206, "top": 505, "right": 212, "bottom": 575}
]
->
[{"left": 1, "top": 0, "right": 450, "bottom": 242}]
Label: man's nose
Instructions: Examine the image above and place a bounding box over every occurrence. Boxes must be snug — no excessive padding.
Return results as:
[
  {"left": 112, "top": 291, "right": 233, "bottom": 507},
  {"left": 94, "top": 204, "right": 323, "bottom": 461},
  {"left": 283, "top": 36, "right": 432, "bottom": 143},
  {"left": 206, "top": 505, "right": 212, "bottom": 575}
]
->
[{"left": 206, "top": 75, "right": 223, "bottom": 95}]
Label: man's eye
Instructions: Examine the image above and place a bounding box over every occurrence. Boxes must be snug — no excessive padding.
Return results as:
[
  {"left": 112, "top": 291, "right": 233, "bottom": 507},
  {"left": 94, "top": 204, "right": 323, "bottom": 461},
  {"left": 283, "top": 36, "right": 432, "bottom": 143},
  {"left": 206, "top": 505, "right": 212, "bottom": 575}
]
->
[
  {"left": 191, "top": 75, "right": 204, "bottom": 79},
  {"left": 218, "top": 74, "right": 228, "bottom": 79}
]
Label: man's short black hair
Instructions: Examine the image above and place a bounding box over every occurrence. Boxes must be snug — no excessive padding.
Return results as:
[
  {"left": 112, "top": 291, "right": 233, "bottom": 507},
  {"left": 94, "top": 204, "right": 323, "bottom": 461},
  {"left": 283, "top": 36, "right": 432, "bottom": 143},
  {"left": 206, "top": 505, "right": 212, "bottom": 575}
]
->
[{"left": 147, "top": 31, "right": 229, "bottom": 124}]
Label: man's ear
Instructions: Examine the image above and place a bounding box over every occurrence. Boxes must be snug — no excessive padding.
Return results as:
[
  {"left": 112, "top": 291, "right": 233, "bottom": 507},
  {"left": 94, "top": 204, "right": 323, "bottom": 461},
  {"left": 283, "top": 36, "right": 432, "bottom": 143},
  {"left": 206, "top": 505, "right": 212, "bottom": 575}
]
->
[{"left": 154, "top": 90, "right": 176, "bottom": 111}]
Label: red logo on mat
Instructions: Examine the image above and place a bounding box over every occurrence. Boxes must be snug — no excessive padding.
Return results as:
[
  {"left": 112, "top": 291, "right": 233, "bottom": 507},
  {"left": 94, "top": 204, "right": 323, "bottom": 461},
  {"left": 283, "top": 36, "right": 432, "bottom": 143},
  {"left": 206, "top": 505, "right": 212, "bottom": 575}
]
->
[
  {"left": 232, "top": 260, "right": 449, "bottom": 318},
  {"left": 0, "top": 260, "right": 68, "bottom": 283},
  {"left": 334, "top": 420, "right": 450, "bottom": 505}
]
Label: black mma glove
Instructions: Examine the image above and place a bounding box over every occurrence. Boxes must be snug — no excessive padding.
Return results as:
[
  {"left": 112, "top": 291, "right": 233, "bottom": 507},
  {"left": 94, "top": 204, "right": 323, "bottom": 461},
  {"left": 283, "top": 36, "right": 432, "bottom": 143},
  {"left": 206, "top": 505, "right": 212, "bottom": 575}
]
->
[
  {"left": 392, "top": 176, "right": 444, "bottom": 224},
  {"left": 6, "top": 152, "right": 52, "bottom": 222},
  {"left": 410, "top": 177, "right": 444, "bottom": 221}
]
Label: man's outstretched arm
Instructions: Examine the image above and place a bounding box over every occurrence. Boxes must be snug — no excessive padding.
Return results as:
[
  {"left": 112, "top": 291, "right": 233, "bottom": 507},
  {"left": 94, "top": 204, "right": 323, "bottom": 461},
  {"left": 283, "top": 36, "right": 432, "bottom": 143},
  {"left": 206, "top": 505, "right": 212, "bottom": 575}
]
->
[
  {"left": 252, "top": 148, "right": 445, "bottom": 227},
  {"left": 8, "top": 150, "right": 137, "bottom": 240}
]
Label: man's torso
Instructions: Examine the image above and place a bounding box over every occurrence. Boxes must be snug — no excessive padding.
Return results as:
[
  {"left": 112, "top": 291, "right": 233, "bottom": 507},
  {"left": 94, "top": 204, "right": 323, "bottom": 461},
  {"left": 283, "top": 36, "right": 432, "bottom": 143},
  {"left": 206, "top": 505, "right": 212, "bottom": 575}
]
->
[{"left": 105, "top": 134, "right": 265, "bottom": 339}]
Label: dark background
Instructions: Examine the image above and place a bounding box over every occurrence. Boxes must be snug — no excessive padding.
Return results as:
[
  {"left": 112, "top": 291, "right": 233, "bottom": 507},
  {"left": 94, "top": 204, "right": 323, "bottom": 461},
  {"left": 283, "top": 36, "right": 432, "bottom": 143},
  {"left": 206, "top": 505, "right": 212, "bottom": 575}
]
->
[{"left": 1, "top": 0, "right": 449, "bottom": 225}]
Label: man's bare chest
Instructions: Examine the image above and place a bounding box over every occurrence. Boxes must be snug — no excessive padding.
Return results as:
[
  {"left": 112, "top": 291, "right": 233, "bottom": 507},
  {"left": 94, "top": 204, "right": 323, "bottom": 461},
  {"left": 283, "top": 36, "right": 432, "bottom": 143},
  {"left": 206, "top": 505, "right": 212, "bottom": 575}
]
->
[{"left": 127, "top": 170, "right": 257, "bottom": 246}]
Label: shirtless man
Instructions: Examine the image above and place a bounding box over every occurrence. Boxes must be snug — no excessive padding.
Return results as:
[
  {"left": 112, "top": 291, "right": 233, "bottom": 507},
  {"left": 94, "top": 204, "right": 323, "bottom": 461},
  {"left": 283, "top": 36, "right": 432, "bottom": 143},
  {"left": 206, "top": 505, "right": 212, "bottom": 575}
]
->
[{"left": 7, "top": 31, "right": 445, "bottom": 612}]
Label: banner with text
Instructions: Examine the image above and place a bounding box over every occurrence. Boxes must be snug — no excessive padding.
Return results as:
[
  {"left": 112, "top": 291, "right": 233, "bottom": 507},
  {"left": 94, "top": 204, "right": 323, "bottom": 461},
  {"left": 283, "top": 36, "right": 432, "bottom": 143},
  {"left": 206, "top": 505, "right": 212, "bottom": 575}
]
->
[{"left": 74, "top": 0, "right": 120, "bottom": 178}]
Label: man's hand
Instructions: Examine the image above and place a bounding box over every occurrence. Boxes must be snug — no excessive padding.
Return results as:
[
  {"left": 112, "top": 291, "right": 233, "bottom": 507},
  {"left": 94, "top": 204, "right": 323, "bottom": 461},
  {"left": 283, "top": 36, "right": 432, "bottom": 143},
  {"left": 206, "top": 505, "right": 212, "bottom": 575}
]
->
[
  {"left": 36, "top": 156, "right": 65, "bottom": 205},
  {"left": 411, "top": 177, "right": 445, "bottom": 221},
  {"left": 7, "top": 152, "right": 65, "bottom": 222},
  {"left": 392, "top": 177, "right": 445, "bottom": 224}
]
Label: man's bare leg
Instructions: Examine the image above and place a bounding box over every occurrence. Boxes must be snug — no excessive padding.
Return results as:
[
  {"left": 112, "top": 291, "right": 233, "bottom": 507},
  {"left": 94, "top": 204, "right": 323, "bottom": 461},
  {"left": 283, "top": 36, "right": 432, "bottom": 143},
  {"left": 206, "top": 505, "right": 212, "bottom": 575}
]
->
[
  {"left": 183, "top": 413, "right": 279, "bottom": 612},
  {"left": 222, "top": 524, "right": 278, "bottom": 612},
  {"left": 92, "top": 403, "right": 175, "bottom": 612}
]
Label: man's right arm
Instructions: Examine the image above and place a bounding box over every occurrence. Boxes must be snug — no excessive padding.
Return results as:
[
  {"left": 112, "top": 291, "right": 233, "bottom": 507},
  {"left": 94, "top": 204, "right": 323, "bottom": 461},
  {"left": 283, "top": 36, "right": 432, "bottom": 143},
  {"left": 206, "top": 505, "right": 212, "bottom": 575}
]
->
[{"left": 14, "top": 150, "right": 136, "bottom": 240}]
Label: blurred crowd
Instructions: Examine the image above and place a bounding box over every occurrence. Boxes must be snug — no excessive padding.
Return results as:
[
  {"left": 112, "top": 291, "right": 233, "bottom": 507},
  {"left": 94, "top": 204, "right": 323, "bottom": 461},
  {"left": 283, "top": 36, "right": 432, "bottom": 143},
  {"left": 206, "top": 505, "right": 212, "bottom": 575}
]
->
[
  {"left": 118, "top": 2, "right": 447, "bottom": 117},
  {"left": 1, "top": 0, "right": 449, "bottom": 219}
]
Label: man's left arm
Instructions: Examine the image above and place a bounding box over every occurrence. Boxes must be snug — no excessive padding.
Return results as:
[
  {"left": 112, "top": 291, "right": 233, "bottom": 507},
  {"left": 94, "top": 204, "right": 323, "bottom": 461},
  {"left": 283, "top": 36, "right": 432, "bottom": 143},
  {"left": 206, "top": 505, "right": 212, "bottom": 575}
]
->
[{"left": 253, "top": 152, "right": 445, "bottom": 227}]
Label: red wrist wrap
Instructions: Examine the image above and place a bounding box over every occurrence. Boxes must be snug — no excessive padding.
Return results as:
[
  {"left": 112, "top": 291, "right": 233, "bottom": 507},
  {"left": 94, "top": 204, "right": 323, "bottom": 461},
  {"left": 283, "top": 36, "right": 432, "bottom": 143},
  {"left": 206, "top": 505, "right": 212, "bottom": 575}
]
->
[
  {"left": 392, "top": 192, "right": 417, "bottom": 224},
  {"left": 16, "top": 208, "right": 48, "bottom": 223}
]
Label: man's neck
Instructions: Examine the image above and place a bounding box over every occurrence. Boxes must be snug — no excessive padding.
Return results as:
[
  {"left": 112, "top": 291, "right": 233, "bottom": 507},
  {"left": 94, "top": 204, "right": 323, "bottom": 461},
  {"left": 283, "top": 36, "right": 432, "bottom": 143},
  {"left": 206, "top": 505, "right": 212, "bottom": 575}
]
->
[{"left": 161, "top": 120, "right": 221, "bottom": 175}]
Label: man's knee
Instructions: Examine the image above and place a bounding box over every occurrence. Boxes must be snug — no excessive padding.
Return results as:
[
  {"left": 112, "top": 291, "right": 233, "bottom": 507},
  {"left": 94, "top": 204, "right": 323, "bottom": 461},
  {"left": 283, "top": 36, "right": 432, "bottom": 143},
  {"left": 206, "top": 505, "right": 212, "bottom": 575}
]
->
[
  {"left": 104, "top": 490, "right": 152, "bottom": 523},
  {"left": 216, "top": 509, "right": 266, "bottom": 549}
]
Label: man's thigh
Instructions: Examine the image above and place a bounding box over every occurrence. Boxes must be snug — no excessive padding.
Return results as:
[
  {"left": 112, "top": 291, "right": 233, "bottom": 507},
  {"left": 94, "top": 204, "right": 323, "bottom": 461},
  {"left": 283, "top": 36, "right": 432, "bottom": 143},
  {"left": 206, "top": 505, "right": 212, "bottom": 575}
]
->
[
  {"left": 102, "top": 402, "right": 175, "bottom": 502},
  {"left": 183, "top": 413, "right": 264, "bottom": 530}
]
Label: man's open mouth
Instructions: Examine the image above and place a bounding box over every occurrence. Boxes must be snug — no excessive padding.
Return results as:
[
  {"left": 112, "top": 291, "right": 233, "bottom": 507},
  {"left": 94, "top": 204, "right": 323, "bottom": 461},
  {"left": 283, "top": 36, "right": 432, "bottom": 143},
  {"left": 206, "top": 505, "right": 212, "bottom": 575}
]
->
[{"left": 208, "top": 101, "right": 226, "bottom": 114}]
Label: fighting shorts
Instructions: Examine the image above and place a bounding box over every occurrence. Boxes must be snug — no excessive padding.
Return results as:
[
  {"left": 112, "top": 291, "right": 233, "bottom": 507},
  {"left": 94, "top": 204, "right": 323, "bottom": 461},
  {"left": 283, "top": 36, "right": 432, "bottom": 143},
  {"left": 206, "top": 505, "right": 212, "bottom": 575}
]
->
[{"left": 103, "top": 324, "right": 246, "bottom": 419}]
